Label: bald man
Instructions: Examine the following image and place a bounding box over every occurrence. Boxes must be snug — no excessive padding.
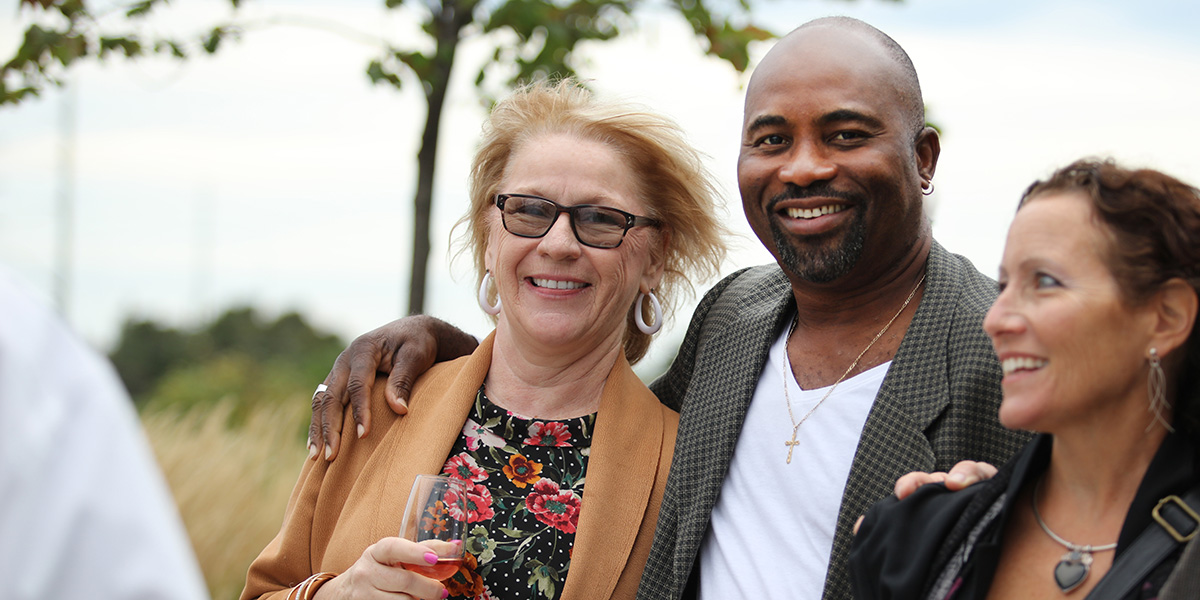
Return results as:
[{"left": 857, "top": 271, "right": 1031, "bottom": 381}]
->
[{"left": 309, "top": 17, "right": 1028, "bottom": 600}]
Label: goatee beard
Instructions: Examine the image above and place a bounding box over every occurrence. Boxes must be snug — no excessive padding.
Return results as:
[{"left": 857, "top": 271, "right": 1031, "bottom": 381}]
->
[{"left": 770, "top": 207, "right": 867, "bottom": 283}]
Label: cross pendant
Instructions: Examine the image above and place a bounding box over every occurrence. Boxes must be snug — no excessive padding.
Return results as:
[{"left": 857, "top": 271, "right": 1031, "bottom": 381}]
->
[{"left": 785, "top": 437, "right": 800, "bottom": 464}]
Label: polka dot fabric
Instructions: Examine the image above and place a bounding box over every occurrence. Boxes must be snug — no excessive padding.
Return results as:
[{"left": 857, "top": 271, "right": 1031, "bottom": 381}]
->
[{"left": 439, "top": 386, "right": 595, "bottom": 600}]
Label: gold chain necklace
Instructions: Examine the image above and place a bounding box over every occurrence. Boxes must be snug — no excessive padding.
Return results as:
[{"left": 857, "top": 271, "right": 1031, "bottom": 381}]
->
[{"left": 782, "top": 272, "right": 926, "bottom": 464}]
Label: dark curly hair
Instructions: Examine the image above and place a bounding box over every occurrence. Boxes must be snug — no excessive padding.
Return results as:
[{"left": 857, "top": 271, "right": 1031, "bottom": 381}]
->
[{"left": 1019, "top": 158, "right": 1200, "bottom": 438}]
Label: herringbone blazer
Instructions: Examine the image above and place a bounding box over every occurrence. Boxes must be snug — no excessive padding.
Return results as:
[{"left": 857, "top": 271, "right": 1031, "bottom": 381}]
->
[{"left": 637, "top": 241, "right": 1030, "bottom": 600}]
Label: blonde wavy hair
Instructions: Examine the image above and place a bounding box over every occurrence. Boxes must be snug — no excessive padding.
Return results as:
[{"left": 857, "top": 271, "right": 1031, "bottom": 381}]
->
[{"left": 456, "top": 79, "right": 728, "bottom": 364}]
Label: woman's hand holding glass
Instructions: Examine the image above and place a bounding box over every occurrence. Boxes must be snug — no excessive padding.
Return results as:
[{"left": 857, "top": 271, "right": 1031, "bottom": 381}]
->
[{"left": 313, "top": 475, "right": 466, "bottom": 600}]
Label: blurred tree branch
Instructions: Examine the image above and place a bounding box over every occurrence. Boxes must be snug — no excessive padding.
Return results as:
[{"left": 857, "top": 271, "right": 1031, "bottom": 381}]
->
[
  {"left": 3, "top": 0, "right": 776, "bottom": 314},
  {"left": 2, "top": 0, "right": 243, "bottom": 105}
]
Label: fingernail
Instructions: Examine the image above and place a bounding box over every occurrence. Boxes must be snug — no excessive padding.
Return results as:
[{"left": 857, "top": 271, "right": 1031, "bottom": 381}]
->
[
  {"left": 948, "top": 473, "right": 967, "bottom": 484},
  {"left": 397, "top": 397, "right": 409, "bottom": 410},
  {"left": 441, "top": 588, "right": 449, "bottom": 599},
  {"left": 357, "top": 424, "right": 365, "bottom": 439},
  {"left": 424, "top": 551, "right": 439, "bottom": 565},
  {"left": 307, "top": 443, "right": 318, "bottom": 461},
  {"left": 324, "top": 445, "right": 333, "bottom": 460}
]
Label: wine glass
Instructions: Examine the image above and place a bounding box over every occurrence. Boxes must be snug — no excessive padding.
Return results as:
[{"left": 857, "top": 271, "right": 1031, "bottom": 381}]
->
[{"left": 399, "top": 474, "right": 469, "bottom": 579}]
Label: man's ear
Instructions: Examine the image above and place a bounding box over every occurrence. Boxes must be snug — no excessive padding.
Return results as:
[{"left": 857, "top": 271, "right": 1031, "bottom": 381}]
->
[
  {"left": 1148, "top": 278, "right": 1198, "bottom": 357},
  {"left": 915, "top": 126, "right": 941, "bottom": 183}
]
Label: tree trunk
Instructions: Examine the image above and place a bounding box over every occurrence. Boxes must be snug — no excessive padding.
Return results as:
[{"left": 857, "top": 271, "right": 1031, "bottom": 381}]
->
[{"left": 406, "top": 1, "right": 470, "bottom": 315}]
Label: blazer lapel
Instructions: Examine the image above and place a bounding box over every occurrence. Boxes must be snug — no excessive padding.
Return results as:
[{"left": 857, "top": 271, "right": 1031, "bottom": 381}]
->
[
  {"left": 671, "top": 267, "right": 794, "bottom": 576},
  {"left": 825, "top": 242, "right": 958, "bottom": 600},
  {"left": 564, "top": 355, "right": 665, "bottom": 600}
]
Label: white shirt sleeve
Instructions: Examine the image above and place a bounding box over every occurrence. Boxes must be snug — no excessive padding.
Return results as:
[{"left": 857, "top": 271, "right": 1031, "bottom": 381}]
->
[{"left": 0, "top": 268, "right": 210, "bottom": 600}]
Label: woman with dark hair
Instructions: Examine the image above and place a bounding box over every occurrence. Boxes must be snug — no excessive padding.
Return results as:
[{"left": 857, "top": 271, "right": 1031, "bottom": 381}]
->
[{"left": 850, "top": 158, "right": 1200, "bottom": 599}]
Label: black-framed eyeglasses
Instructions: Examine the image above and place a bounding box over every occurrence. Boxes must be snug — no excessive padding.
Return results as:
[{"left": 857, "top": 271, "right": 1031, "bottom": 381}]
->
[{"left": 495, "top": 193, "right": 660, "bottom": 249}]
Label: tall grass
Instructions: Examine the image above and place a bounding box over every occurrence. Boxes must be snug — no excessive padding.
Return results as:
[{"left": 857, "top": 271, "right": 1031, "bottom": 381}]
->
[{"left": 142, "top": 398, "right": 310, "bottom": 600}]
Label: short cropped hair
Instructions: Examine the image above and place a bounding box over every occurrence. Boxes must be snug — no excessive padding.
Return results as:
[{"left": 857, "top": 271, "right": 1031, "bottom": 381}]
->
[
  {"left": 458, "top": 79, "right": 729, "bottom": 364},
  {"left": 1020, "top": 158, "right": 1200, "bottom": 437}
]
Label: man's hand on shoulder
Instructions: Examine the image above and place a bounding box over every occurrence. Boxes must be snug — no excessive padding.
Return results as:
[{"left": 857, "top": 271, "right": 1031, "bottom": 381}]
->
[
  {"left": 893, "top": 460, "right": 998, "bottom": 500},
  {"left": 308, "top": 315, "right": 478, "bottom": 461},
  {"left": 853, "top": 460, "right": 997, "bottom": 535}
]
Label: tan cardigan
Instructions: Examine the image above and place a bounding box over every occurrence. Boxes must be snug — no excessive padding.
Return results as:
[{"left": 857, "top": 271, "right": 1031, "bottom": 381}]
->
[{"left": 242, "top": 334, "right": 678, "bottom": 600}]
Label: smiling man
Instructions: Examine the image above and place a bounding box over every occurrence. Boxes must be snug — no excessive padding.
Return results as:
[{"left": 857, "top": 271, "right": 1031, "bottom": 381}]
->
[
  {"left": 308, "top": 17, "right": 1028, "bottom": 600},
  {"left": 635, "top": 19, "right": 1026, "bottom": 600}
]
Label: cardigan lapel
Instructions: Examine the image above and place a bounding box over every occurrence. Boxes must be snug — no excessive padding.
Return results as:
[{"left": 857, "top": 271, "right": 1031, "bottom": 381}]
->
[
  {"left": 368, "top": 335, "right": 495, "bottom": 544},
  {"left": 563, "top": 354, "right": 666, "bottom": 600}
]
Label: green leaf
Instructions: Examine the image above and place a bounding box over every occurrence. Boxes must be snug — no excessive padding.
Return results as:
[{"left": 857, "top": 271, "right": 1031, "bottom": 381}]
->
[
  {"left": 202, "top": 26, "right": 228, "bottom": 54},
  {"left": 366, "top": 59, "right": 403, "bottom": 88},
  {"left": 55, "top": 0, "right": 87, "bottom": 20},
  {"left": 48, "top": 33, "right": 89, "bottom": 67},
  {"left": 99, "top": 37, "right": 143, "bottom": 59},
  {"left": 497, "top": 527, "right": 530, "bottom": 539},
  {"left": 394, "top": 50, "right": 432, "bottom": 81},
  {"left": 154, "top": 40, "right": 187, "bottom": 59},
  {"left": 126, "top": 0, "right": 156, "bottom": 18}
]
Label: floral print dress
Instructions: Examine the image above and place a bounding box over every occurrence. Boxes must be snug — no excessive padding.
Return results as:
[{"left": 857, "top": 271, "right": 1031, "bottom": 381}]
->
[{"left": 439, "top": 385, "right": 595, "bottom": 600}]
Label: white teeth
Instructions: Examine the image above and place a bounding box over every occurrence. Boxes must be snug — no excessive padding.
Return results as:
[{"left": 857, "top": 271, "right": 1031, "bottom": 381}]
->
[
  {"left": 532, "top": 278, "right": 586, "bottom": 290},
  {"left": 786, "top": 205, "right": 847, "bottom": 219},
  {"left": 1001, "top": 357, "right": 1048, "bottom": 376}
]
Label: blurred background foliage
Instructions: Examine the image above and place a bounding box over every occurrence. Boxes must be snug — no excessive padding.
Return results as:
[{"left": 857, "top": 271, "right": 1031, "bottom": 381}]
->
[
  {"left": 143, "top": 397, "right": 310, "bottom": 600},
  {"left": 110, "top": 305, "right": 344, "bottom": 416},
  {"left": 116, "top": 306, "right": 342, "bottom": 598}
]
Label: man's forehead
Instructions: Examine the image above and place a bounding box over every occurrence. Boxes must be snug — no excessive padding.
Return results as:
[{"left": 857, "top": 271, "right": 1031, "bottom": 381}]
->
[
  {"left": 742, "top": 30, "right": 907, "bottom": 125},
  {"left": 752, "top": 27, "right": 892, "bottom": 88}
]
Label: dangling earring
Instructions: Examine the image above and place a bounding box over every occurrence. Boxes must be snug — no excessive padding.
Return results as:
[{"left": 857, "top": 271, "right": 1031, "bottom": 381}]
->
[
  {"left": 635, "top": 290, "right": 663, "bottom": 335},
  {"left": 1146, "top": 347, "right": 1174, "bottom": 433},
  {"left": 478, "top": 271, "right": 501, "bottom": 316}
]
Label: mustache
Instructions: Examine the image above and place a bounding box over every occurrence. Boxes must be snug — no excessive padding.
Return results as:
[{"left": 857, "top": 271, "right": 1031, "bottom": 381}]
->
[{"left": 767, "top": 182, "right": 861, "bottom": 212}]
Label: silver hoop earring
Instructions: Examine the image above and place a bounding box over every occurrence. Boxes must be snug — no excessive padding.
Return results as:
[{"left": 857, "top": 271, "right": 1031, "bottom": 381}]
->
[
  {"left": 478, "top": 271, "right": 501, "bottom": 316},
  {"left": 635, "top": 291, "right": 663, "bottom": 335},
  {"left": 1146, "top": 347, "right": 1174, "bottom": 433},
  {"left": 921, "top": 181, "right": 935, "bottom": 196}
]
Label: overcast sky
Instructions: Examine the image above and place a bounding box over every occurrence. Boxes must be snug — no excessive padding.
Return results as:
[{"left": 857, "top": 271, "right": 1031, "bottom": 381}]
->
[{"left": 3, "top": 0, "right": 1200, "bottom": 374}]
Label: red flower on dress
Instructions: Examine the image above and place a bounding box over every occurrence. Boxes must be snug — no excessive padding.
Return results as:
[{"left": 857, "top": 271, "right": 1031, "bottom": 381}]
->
[
  {"left": 502, "top": 454, "right": 543, "bottom": 488},
  {"left": 443, "top": 453, "right": 488, "bottom": 482},
  {"left": 523, "top": 422, "right": 572, "bottom": 447},
  {"left": 525, "top": 479, "right": 581, "bottom": 534},
  {"left": 447, "top": 482, "right": 495, "bottom": 524}
]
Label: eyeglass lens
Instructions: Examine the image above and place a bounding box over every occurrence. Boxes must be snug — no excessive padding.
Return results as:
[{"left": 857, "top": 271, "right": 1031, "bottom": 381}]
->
[{"left": 500, "top": 195, "right": 631, "bottom": 248}]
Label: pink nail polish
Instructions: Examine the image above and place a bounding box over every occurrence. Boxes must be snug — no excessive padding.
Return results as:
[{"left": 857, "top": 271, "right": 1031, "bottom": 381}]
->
[
  {"left": 441, "top": 588, "right": 449, "bottom": 599},
  {"left": 424, "top": 551, "right": 439, "bottom": 565}
]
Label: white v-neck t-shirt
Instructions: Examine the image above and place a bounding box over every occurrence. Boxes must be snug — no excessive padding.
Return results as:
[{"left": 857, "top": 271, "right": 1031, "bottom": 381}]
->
[{"left": 698, "top": 323, "right": 889, "bottom": 600}]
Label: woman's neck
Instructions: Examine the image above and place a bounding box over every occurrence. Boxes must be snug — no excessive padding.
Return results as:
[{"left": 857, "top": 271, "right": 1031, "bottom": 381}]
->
[
  {"left": 1042, "top": 418, "right": 1167, "bottom": 520},
  {"left": 484, "top": 328, "right": 623, "bottom": 420}
]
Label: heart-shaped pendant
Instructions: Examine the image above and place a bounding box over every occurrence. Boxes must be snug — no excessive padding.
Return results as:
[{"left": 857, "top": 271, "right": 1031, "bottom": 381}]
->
[{"left": 1053, "top": 549, "right": 1092, "bottom": 593}]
